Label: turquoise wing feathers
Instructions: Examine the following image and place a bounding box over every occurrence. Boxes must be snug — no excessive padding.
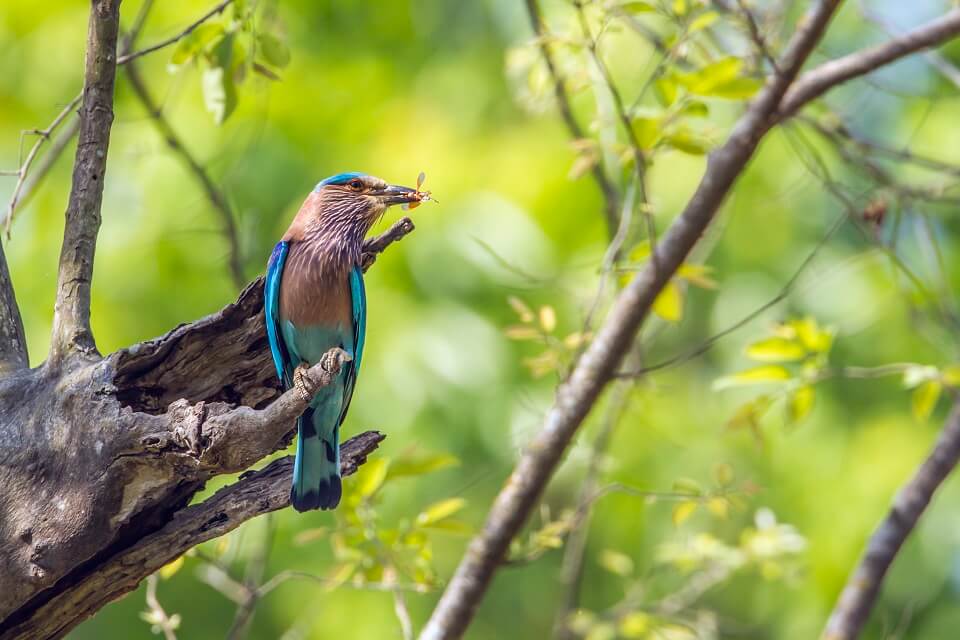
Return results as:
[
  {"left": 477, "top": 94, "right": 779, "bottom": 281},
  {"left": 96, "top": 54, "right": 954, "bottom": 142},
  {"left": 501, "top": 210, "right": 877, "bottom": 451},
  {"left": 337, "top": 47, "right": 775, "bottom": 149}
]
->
[
  {"left": 265, "top": 241, "right": 291, "bottom": 386},
  {"left": 338, "top": 265, "right": 366, "bottom": 424}
]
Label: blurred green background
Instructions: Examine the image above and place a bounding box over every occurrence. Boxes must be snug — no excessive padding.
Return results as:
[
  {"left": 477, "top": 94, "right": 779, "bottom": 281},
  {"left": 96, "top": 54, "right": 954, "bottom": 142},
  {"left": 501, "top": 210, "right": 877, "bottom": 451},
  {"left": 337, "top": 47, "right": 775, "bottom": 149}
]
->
[{"left": 3, "top": 0, "right": 960, "bottom": 638}]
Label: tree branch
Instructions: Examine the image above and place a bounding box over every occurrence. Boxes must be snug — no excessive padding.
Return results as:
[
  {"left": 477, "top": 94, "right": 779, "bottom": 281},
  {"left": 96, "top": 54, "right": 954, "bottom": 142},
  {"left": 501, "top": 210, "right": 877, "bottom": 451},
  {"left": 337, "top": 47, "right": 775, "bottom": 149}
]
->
[
  {"left": 124, "top": 61, "right": 245, "bottom": 288},
  {"left": 116, "top": 0, "right": 234, "bottom": 66},
  {"left": 822, "top": 400, "right": 960, "bottom": 640},
  {"left": 779, "top": 9, "right": 960, "bottom": 118},
  {"left": 49, "top": 0, "right": 122, "bottom": 365},
  {"left": 0, "top": 241, "right": 28, "bottom": 372},
  {"left": 1, "top": 431, "right": 385, "bottom": 640},
  {"left": 418, "top": 3, "right": 845, "bottom": 638}
]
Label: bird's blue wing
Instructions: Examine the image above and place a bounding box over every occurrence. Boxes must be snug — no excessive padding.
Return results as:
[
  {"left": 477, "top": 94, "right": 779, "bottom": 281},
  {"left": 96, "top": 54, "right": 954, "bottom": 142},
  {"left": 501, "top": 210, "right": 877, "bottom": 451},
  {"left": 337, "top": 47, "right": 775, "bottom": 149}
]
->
[
  {"left": 265, "top": 241, "right": 292, "bottom": 387},
  {"left": 337, "top": 265, "right": 366, "bottom": 424}
]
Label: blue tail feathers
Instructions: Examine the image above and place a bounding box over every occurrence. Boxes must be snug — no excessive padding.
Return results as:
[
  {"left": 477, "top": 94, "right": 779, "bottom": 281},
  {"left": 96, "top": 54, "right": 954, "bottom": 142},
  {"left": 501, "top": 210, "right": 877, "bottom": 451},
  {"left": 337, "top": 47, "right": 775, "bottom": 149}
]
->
[{"left": 290, "top": 407, "right": 342, "bottom": 511}]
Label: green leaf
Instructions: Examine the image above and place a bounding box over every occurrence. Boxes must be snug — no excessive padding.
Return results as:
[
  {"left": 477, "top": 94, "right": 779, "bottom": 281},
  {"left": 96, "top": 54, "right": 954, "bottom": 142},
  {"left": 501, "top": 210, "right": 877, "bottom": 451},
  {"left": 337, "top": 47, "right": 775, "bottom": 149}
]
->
[
  {"left": 787, "top": 385, "right": 815, "bottom": 423},
  {"left": 745, "top": 337, "right": 806, "bottom": 362},
  {"left": 714, "top": 365, "right": 791, "bottom": 390},
  {"left": 653, "top": 280, "right": 684, "bottom": 322},
  {"left": 202, "top": 65, "right": 237, "bottom": 125},
  {"left": 713, "top": 462, "right": 734, "bottom": 487},
  {"left": 913, "top": 381, "right": 941, "bottom": 421},
  {"left": 355, "top": 457, "right": 389, "bottom": 497},
  {"left": 793, "top": 317, "right": 833, "bottom": 353},
  {"left": 539, "top": 306, "right": 557, "bottom": 333},
  {"left": 257, "top": 32, "right": 291, "bottom": 68},
  {"left": 619, "top": 612, "right": 651, "bottom": 638},
  {"left": 677, "top": 263, "right": 717, "bottom": 288},
  {"left": 417, "top": 497, "right": 466, "bottom": 526},
  {"left": 688, "top": 11, "right": 719, "bottom": 32},
  {"left": 672, "top": 477, "right": 703, "bottom": 495},
  {"left": 388, "top": 453, "right": 460, "bottom": 478},
  {"left": 419, "top": 519, "right": 472, "bottom": 535},
  {"left": 631, "top": 116, "right": 662, "bottom": 149},
  {"left": 943, "top": 364, "right": 960, "bottom": 387},
  {"left": 159, "top": 555, "right": 184, "bottom": 580},
  {"left": 324, "top": 562, "right": 356, "bottom": 591},
  {"left": 676, "top": 57, "right": 742, "bottom": 95},
  {"left": 654, "top": 76, "right": 678, "bottom": 107},
  {"left": 599, "top": 549, "right": 634, "bottom": 576},
  {"left": 708, "top": 76, "right": 763, "bottom": 99},
  {"left": 672, "top": 500, "right": 697, "bottom": 526},
  {"left": 618, "top": 1, "right": 657, "bottom": 13},
  {"left": 169, "top": 22, "right": 225, "bottom": 66},
  {"left": 662, "top": 128, "right": 711, "bottom": 155}
]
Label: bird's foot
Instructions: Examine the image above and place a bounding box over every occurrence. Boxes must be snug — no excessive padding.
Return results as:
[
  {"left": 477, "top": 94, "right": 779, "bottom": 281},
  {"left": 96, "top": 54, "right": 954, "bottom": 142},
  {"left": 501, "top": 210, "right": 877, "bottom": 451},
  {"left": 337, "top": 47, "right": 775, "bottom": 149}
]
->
[
  {"left": 293, "top": 364, "right": 317, "bottom": 402},
  {"left": 320, "top": 347, "right": 352, "bottom": 374}
]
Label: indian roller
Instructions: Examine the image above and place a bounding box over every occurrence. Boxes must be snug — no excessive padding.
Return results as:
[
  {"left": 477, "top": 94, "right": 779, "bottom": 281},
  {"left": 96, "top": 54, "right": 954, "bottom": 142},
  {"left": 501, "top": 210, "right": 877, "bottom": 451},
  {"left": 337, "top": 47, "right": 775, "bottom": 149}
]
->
[{"left": 265, "top": 173, "right": 420, "bottom": 511}]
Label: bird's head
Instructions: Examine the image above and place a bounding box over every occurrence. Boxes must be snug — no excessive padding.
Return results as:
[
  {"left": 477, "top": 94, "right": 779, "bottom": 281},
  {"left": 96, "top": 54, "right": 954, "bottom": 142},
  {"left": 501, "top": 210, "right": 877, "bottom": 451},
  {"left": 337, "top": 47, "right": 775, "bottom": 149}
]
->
[{"left": 313, "top": 172, "right": 419, "bottom": 230}]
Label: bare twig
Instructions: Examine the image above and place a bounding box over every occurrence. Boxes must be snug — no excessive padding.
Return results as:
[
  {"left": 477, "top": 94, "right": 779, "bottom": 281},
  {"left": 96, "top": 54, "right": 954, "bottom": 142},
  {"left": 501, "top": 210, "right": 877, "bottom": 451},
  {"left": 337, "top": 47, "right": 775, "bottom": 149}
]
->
[
  {"left": 143, "top": 575, "right": 179, "bottom": 640},
  {"left": 418, "top": 4, "right": 845, "bottom": 639},
  {"left": 779, "top": 10, "right": 960, "bottom": 118},
  {"left": 3, "top": 94, "right": 82, "bottom": 236},
  {"left": 823, "top": 401, "right": 960, "bottom": 639},
  {"left": 48, "top": 0, "right": 123, "bottom": 364},
  {"left": 523, "top": 0, "right": 621, "bottom": 238},
  {"left": 124, "top": 61, "right": 246, "bottom": 288},
  {"left": 393, "top": 587, "right": 415, "bottom": 640},
  {"left": 360, "top": 217, "right": 416, "bottom": 271},
  {"left": 117, "top": 0, "right": 234, "bottom": 65}
]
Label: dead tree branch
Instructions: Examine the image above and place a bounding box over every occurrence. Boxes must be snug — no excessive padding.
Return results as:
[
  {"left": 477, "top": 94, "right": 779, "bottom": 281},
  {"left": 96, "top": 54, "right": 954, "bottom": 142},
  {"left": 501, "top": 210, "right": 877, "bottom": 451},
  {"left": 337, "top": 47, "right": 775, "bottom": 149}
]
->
[{"left": 822, "top": 401, "right": 960, "bottom": 640}]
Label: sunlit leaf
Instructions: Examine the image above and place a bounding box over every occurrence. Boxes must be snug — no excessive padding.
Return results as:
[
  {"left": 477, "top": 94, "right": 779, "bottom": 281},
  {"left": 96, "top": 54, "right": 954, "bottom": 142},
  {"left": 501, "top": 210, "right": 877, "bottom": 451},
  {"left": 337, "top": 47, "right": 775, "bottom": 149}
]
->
[
  {"left": 599, "top": 549, "right": 634, "bottom": 576},
  {"left": 793, "top": 317, "right": 833, "bottom": 353},
  {"left": 663, "top": 128, "right": 712, "bottom": 155},
  {"left": 714, "top": 365, "right": 791, "bottom": 390},
  {"left": 672, "top": 0, "right": 687, "bottom": 16},
  {"left": 539, "top": 306, "right": 557, "bottom": 333},
  {"left": 653, "top": 280, "right": 684, "bottom": 322},
  {"left": 707, "top": 496, "right": 729, "bottom": 519},
  {"left": 631, "top": 116, "right": 661, "bottom": 149},
  {"left": 388, "top": 453, "right": 460, "bottom": 478},
  {"left": 708, "top": 76, "right": 763, "bottom": 99},
  {"left": 654, "top": 76, "right": 678, "bottom": 107},
  {"left": 159, "top": 555, "right": 184, "bottom": 580},
  {"left": 325, "top": 562, "right": 356, "bottom": 591},
  {"left": 676, "top": 57, "right": 742, "bottom": 95},
  {"left": 586, "top": 622, "right": 616, "bottom": 640},
  {"left": 672, "top": 477, "right": 703, "bottom": 495},
  {"left": 677, "top": 263, "right": 717, "bottom": 288},
  {"left": 504, "top": 325, "right": 541, "bottom": 340},
  {"left": 257, "top": 32, "right": 291, "bottom": 68},
  {"left": 745, "top": 337, "right": 806, "bottom": 362},
  {"left": 943, "top": 364, "right": 960, "bottom": 387},
  {"left": 202, "top": 65, "right": 237, "bottom": 125},
  {"left": 713, "top": 462, "right": 734, "bottom": 487},
  {"left": 417, "top": 497, "right": 467, "bottom": 526},
  {"left": 419, "top": 519, "right": 472, "bottom": 535},
  {"left": 787, "top": 385, "right": 815, "bottom": 423},
  {"left": 912, "top": 380, "right": 941, "bottom": 421},
  {"left": 507, "top": 296, "right": 535, "bottom": 323},
  {"left": 619, "top": 612, "right": 651, "bottom": 638},
  {"left": 294, "top": 527, "right": 330, "bottom": 545},
  {"left": 618, "top": 0, "right": 657, "bottom": 13},
  {"left": 688, "top": 11, "right": 719, "bottom": 32},
  {"left": 672, "top": 500, "right": 698, "bottom": 526},
  {"left": 355, "top": 457, "right": 389, "bottom": 498}
]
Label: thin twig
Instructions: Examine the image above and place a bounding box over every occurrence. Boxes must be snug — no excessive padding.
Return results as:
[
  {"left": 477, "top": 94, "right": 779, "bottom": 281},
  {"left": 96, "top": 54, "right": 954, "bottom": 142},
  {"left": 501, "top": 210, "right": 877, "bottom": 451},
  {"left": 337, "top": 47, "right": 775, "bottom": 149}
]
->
[
  {"left": 117, "top": 0, "right": 234, "bottom": 65},
  {"left": 144, "top": 575, "right": 179, "bottom": 640},
  {"left": 823, "top": 400, "right": 960, "bottom": 639},
  {"left": 523, "top": 0, "right": 621, "bottom": 238},
  {"left": 393, "top": 587, "right": 415, "bottom": 640},
  {"left": 124, "top": 60, "right": 246, "bottom": 288}
]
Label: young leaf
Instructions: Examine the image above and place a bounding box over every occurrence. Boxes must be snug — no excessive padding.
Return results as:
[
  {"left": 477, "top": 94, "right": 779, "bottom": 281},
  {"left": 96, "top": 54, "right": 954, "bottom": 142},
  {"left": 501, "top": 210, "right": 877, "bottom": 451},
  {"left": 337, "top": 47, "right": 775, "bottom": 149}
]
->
[
  {"left": 159, "top": 556, "right": 184, "bottom": 580},
  {"left": 599, "top": 549, "right": 634, "bottom": 576},
  {"left": 202, "top": 66, "right": 237, "bottom": 125},
  {"left": 618, "top": 1, "right": 657, "bottom": 13},
  {"left": 714, "top": 365, "right": 791, "bottom": 390},
  {"left": 745, "top": 337, "right": 806, "bottom": 362},
  {"left": 787, "top": 385, "right": 816, "bottom": 423},
  {"left": 388, "top": 453, "right": 459, "bottom": 478},
  {"left": 652, "top": 280, "right": 684, "bottom": 322},
  {"left": 539, "top": 306, "right": 557, "bottom": 333},
  {"left": 417, "top": 497, "right": 467, "bottom": 526},
  {"left": 662, "top": 128, "right": 712, "bottom": 155},
  {"left": 257, "top": 32, "right": 291, "bottom": 68},
  {"left": 672, "top": 500, "right": 698, "bottom": 526},
  {"left": 912, "top": 380, "right": 941, "bottom": 421},
  {"left": 619, "top": 613, "right": 651, "bottom": 638},
  {"left": 355, "top": 457, "right": 389, "bottom": 498}
]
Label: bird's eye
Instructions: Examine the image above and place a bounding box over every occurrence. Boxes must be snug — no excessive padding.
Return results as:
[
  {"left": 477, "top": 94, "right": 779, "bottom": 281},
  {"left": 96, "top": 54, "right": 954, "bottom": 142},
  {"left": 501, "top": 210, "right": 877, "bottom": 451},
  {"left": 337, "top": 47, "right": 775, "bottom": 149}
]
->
[{"left": 348, "top": 179, "right": 364, "bottom": 191}]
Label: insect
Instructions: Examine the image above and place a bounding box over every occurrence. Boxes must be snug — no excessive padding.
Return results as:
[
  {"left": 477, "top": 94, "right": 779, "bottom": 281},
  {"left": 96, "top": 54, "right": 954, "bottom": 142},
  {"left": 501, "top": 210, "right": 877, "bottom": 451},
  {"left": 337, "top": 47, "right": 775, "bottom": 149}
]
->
[{"left": 403, "top": 171, "right": 437, "bottom": 210}]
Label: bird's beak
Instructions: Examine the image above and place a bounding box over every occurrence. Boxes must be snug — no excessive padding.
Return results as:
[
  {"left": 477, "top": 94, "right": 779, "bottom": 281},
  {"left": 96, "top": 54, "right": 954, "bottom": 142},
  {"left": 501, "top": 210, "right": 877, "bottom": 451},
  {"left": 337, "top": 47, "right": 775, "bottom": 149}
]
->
[{"left": 374, "top": 184, "right": 419, "bottom": 206}]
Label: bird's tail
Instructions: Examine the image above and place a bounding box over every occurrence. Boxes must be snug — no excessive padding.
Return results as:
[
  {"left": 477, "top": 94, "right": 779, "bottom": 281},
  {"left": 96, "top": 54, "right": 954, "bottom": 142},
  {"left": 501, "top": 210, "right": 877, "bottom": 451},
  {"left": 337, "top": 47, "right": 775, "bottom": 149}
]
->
[{"left": 290, "top": 406, "right": 342, "bottom": 511}]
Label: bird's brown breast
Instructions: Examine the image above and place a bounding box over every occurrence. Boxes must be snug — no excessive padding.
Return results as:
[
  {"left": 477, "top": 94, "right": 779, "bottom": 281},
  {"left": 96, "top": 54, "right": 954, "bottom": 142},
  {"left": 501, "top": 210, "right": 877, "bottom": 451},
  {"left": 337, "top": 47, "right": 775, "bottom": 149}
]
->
[{"left": 279, "top": 240, "right": 352, "bottom": 327}]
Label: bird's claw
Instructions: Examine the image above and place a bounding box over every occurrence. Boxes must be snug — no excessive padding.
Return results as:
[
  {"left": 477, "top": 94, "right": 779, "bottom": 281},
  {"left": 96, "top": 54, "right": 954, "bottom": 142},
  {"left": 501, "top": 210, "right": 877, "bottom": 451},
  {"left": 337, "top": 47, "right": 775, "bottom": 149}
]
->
[
  {"left": 293, "top": 364, "right": 317, "bottom": 403},
  {"left": 321, "top": 347, "right": 352, "bottom": 374}
]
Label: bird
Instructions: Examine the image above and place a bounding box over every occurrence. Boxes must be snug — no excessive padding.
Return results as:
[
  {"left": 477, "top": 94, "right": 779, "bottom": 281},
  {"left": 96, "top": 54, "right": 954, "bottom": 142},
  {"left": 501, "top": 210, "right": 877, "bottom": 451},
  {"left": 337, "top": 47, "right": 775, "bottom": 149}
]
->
[{"left": 264, "top": 172, "right": 420, "bottom": 511}]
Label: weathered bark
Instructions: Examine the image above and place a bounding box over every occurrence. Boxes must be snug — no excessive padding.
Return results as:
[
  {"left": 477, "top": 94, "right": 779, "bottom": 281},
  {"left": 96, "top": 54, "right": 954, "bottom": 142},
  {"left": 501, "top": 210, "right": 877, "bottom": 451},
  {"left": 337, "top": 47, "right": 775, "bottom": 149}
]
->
[{"left": 0, "top": 217, "right": 414, "bottom": 640}]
